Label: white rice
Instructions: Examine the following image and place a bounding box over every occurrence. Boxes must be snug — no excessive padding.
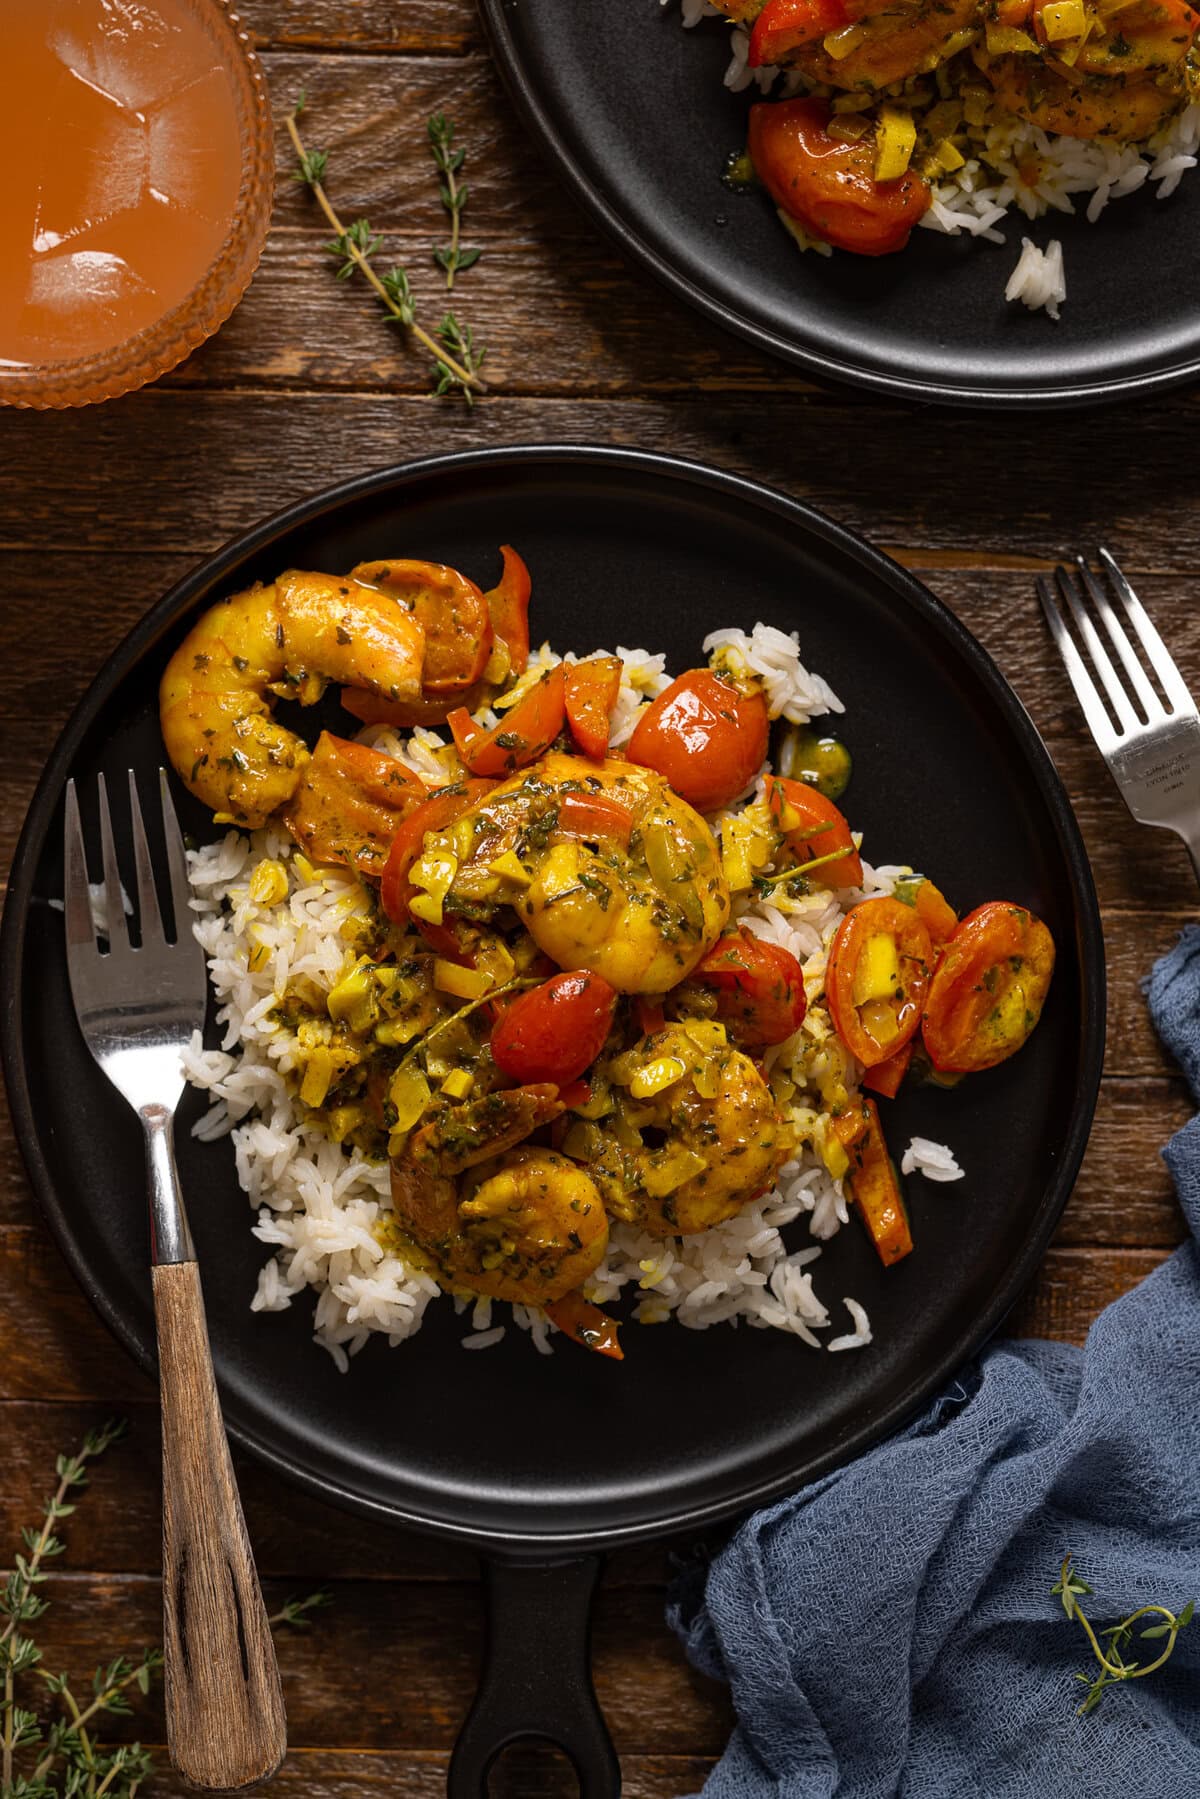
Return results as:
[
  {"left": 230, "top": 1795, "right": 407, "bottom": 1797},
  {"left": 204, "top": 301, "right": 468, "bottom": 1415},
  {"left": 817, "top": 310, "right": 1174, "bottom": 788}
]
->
[
  {"left": 179, "top": 627, "right": 926, "bottom": 1368},
  {"left": 665, "top": 1, "right": 1200, "bottom": 313},
  {"left": 1005, "top": 236, "right": 1065, "bottom": 320},
  {"left": 901, "top": 1137, "right": 966, "bottom": 1183}
]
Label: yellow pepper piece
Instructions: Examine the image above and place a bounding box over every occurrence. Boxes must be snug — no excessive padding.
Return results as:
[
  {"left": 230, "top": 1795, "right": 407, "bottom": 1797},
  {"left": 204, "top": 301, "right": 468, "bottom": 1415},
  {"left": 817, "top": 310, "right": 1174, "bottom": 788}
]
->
[
  {"left": 984, "top": 22, "right": 1039, "bottom": 51},
  {"left": 642, "top": 1147, "right": 708, "bottom": 1199},
  {"left": 408, "top": 842, "right": 458, "bottom": 926},
  {"left": 299, "top": 1048, "right": 335, "bottom": 1109},
  {"left": 1041, "top": 0, "right": 1086, "bottom": 34},
  {"left": 630, "top": 1055, "right": 687, "bottom": 1100},
  {"left": 249, "top": 858, "right": 289, "bottom": 907},
  {"left": 682, "top": 1020, "right": 728, "bottom": 1054},
  {"left": 852, "top": 933, "right": 902, "bottom": 1006},
  {"left": 433, "top": 959, "right": 493, "bottom": 1001},
  {"left": 440, "top": 1067, "right": 474, "bottom": 1101},
  {"left": 388, "top": 1063, "right": 431, "bottom": 1134},
  {"left": 823, "top": 21, "right": 866, "bottom": 56},
  {"left": 874, "top": 106, "right": 917, "bottom": 184},
  {"left": 487, "top": 850, "right": 532, "bottom": 887},
  {"left": 925, "top": 137, "right": 965, "bottom": 176},
  {"left": 327, "top": 959, "right": 379, "bottom": 1033}
]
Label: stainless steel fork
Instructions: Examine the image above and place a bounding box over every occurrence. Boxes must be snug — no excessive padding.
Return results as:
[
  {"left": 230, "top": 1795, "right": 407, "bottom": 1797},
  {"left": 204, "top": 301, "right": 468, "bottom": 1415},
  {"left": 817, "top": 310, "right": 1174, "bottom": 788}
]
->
[
  {"left": 1037, "top": 548, "right": 1200, "bottom": 885},
  {"left": 64, "top": 769, "right": 285, "bottom": 1791}
]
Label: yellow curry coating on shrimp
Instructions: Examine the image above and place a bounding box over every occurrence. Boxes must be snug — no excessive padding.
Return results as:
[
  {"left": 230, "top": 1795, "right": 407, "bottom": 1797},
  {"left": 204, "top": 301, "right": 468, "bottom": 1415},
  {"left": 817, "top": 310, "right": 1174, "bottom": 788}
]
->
[
  {"left": 419, "top": 753, "right": 731, "bottom": 993},
  {"left": 159, "top": 570, "right": 425, "bottom": 828}
]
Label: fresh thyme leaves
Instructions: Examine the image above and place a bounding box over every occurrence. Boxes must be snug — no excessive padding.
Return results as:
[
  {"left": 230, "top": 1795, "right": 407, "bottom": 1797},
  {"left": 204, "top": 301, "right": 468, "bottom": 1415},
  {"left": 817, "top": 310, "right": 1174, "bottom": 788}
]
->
[
  {"left": 268, "top": 1591, "right": 333, "bottom": 1631},
  {"left": 434, "top": 314, "right": 486, "bottom": 401},
  {"left": 428, "top": 114, "right": 481, "bottom": 290},
  {"left": 1053, "top": 1554, "right": 1194, "bottom": 1715},
  {"left": 287, "top": 99, "right": 486, "bottom": 403},
  {"left": 1, "top": 1422, "right": 329, "bottom": 1797}
]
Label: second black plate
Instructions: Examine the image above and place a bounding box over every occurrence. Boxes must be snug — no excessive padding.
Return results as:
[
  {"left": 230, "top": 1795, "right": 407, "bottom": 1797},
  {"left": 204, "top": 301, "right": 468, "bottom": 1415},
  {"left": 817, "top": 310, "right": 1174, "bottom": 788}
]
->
[{"left": 479, "top": 0, "right": 1200, "bottom": 407}]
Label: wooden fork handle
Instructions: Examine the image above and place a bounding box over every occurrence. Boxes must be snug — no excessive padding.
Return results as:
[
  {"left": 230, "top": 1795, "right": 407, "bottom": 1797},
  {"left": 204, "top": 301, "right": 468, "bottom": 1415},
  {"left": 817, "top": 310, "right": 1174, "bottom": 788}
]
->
[{"left": 153, "top": 1260, "right": 287, "bottom": 1789}]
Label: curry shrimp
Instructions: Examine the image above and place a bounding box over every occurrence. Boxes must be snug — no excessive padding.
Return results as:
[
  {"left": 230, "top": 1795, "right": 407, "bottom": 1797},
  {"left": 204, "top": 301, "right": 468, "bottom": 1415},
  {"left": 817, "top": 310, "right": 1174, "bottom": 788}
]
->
[
  {"left": 175, "top": 554, "right": 1054, "bottom": 1365},
  {"left": 700, "top": 0, "right": 1200, "bottom": 269}
]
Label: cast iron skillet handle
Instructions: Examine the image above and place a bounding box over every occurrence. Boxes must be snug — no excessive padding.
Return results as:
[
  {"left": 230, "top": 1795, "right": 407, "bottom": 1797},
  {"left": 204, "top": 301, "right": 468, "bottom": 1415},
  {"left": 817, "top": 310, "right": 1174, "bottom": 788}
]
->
[{"left": 448, "top": 1555, "right": 620, "bottom": 1798}]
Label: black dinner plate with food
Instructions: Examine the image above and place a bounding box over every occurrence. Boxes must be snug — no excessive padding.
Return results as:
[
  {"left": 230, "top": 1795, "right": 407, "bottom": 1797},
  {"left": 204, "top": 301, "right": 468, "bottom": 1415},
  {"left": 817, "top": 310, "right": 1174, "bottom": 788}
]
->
[
  {"left": 1, "top": 445, "right": 1104, "bottom": 1787},
  {"left": 476, "top": 0, "right": 1200, "bottom": 407}
]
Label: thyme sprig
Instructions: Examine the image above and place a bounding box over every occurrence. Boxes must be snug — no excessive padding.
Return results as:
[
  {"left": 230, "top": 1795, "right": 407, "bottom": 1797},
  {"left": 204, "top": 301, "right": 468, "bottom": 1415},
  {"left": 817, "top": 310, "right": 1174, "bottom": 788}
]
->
[
  {"left": 428, "top": 114, "right": 480, "bottom": 290},
  {"left": 1, "top": 1422, "right": 328, "bottom": 1798},
  {"left": 288, "top": 96, "right": 486, "bottom": 403},
  {"left": 1054, "top": 1554, "right": 1194, "bottom": 1715}
]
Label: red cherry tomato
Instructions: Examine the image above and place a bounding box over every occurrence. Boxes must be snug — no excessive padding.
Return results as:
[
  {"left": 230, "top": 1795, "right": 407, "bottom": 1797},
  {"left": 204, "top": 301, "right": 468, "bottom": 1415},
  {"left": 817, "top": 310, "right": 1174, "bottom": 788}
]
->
[
  {"left": 490, "top": 971, "right": 619, "bottom": 1085},
  {"left": 626, "top": 669, "right": 769, "bottom": 813},
  {"left": 749, "top": 0, "right": 862, "bottom": 64},
  {"left": 379, "top": 779, "right": 496, "bottom": 957},
  {"left": 282, "top": 732, "right": 426, "bottom": 877},
  {"left": 448, "top": 667, "right": 566, "bottom": 778},
  {"left": 748, "top": 99, "right": 931, "bottom": 257},
  {"left": 768, "top": 776, "right": 863, "bottom": 888},
  {"left": 694, "top": 926, "right": 808, "bottom": 1047},
  {"left": 922, "top": 902, "right": 1055, "bottom": 1073},
  {"left": 484, "top": 544, "right": 532, "bottom": 679},
  {"left": 564, "top": 656, "right": 623, "bottom": 760},
  {"left": 826, "top": 896, "right": 933, "bottom": 1068}
]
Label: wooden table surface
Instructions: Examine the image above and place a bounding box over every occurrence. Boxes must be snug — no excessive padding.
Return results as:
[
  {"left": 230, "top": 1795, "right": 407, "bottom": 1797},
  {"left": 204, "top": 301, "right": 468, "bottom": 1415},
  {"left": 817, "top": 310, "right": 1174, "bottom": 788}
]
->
[{"left": 2, "top": 4, "right": 1198, "bottom": 1794}]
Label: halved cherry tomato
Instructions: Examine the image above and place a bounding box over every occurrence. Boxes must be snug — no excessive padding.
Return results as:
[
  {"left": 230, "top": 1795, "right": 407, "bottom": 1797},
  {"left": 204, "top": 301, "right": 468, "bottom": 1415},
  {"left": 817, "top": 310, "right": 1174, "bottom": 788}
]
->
[
  {"left": 749, "top": 0, "right": 863, "bottom": 64},
  {"left": 627, "top": 668, "right": 769, "bottom": 813},
  {"left": 769, "top": 777, "right": 863, "bottom": 888},
  {"left": 282, "top": 732, "right": 426, "bottom": 877},
  {"left": 564, "top": 657, "right": 623, "bottom": 760},
  {"left": 351, "top": 558, "right": 493, "bottom": 694},
  {"left": 922, "top": 902, "right": 1055, "bottom": 1074},
  {"left": 448, "top": 666, "right": 567, "bottom": 777},
  {"left": 748, "top": 99, "right": 931, "bottom": 258},
  {"left": 490, "top": 970, "right": 619, "bottom": 1085},
  {"left": 861, "top": 1040, "right": 913, "bottom": 1099},
  {"left": 379, "top": 779, "right": 496, "bottom": 949},
  {"left": 557, "top": 790, "right": 635, "bottom": 847},
  {"left": 485, "top": 544, "right": 532, "bottom": 680},
  {"left": 694, "top": 926, "right": 808, "bottom": 1047},
  {"left": 545, "top": 1292, "right": 623, "bottom": 1360},
  {"left": 833, "top": 1097, "right": 912, "bottom": 1266},
  {"left": 826, "top": 896, "right": 933, "bottom": 1068}
]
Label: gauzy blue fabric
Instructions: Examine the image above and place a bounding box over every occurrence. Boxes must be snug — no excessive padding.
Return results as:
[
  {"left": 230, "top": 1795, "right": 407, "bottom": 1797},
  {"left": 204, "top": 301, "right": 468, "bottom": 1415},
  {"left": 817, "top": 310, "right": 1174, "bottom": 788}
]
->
[{"left": 667, "top": 929, "right": 1200, "bottom": 1799}]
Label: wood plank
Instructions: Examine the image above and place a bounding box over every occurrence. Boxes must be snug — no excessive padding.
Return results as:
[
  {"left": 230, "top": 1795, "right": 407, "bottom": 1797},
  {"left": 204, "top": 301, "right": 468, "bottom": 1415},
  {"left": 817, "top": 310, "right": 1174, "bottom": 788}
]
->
[
  {"left": 14, "top": 1571, "right": 733, "bottom": 1755},
  {"left": 1009, "top": 1246, "right": 1171, "bottom": 1342},
  {"left": 0, "top": 1400, "right": 667, "bottom": 1587},
  {"left": 248, "top": 4, "right": 480, "bottom": 54},
  {"left": 5, "top": 393, "right": 1200, "bottom": 580},
  {"left": 0, "top": 1746, "right": 715, "bottom": 1799}
]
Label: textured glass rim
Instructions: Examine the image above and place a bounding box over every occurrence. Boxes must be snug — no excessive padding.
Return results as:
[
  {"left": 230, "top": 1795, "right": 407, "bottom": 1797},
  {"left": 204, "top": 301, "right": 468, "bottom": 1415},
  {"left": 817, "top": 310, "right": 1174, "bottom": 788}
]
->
[{"left": 0, "top": 0, "right": 275, "bottom": 409}]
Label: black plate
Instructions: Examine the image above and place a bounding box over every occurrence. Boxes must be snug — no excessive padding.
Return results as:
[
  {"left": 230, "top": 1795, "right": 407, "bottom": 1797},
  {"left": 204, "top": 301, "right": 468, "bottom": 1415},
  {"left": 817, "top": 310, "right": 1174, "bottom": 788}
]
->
[
  {"left": 478, "top": 0, "right": 1200, "bottom": 407},
  {"left": 2, "top": 445, "right": 1104, "bottom": 1558}
]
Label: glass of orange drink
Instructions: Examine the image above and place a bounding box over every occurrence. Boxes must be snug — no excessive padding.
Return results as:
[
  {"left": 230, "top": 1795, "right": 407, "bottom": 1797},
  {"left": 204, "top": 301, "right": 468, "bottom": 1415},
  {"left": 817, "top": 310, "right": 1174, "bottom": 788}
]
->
[{"left": 1, "top": 0, "right": 274, "bottom": 408}]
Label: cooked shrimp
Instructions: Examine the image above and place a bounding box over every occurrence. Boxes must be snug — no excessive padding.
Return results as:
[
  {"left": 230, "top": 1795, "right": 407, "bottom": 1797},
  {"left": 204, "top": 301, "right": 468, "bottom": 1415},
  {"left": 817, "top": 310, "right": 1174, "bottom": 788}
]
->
[
  {"left": 789, "top": 0, "right": 980, "bottom": 91},
  {"left": 414, "top": 752, "right": 730, "bottom": 993},
  {"left": 575, "top": 1023, "right": 792, "bottom": 1237},
  {"left": 159, "top": 570, "right": 425, "bottom": 828},
  {"left": 976, "top": 52, "right": 1182, "bottom": 136},
  {"left": 390, "top": 1085, "right": 608, "bottom": 1302}
]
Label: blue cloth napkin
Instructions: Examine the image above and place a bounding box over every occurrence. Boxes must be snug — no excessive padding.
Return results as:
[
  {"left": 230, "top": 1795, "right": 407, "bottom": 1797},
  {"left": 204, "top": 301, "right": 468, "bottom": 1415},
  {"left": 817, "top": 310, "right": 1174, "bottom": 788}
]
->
[{"left": 668, "top": 929, "right": 1200, "bottom": 1799}]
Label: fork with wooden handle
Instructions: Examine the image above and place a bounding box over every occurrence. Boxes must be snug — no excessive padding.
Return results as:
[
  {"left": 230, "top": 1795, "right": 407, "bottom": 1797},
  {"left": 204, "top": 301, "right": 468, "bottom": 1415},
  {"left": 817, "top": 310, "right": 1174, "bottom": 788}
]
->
[{"left": 63, "top": 769, "right": 286, "bottom": 1790}]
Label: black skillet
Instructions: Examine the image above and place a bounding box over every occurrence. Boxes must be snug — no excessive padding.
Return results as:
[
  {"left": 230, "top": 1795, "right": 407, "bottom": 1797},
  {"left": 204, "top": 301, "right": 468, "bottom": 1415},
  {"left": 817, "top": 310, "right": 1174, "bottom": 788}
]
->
[
  {"left": 0, "top": 446, "right": 1105, "bottom": 1793},
  {"left": 477, "top": 0, "right": 1200, "bottom": 407}
]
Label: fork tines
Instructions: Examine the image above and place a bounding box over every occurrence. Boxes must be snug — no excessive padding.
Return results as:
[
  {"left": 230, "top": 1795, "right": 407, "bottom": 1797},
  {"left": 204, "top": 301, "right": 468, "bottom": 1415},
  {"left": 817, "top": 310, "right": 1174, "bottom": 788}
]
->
[
  {"left": 1036, "top": 547, "right": 1197, "bottom": 754},
  {"left": 64, "top": 768, "right": 191, "bottom": 955}
]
